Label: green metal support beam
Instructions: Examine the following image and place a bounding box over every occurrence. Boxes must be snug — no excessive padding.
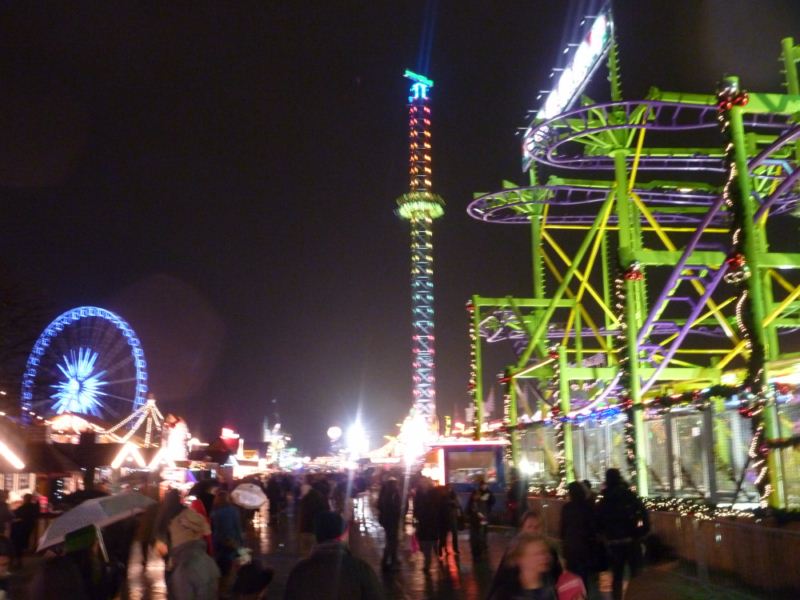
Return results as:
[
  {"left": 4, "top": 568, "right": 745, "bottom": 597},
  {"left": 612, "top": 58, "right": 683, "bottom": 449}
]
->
[
  {"left": 623, "top": 250, "right": 800, "bottom": 270},
  {"left": 727, "top": 76, "right": 785, "bottom": 507},
  {"left": 516, "top": 193, "right": 615, "bottom": 369},
  {"left": 472, "top": 296, "right": 575, "bottom": 309},
  {"left": 558, "top": 346, "right": 575, "bottom": 483}
]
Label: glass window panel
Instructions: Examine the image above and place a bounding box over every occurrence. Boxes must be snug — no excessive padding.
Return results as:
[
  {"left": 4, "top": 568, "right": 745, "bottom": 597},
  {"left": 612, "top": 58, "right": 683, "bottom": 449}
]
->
[
  {"left": 645, "top": 418, "right": 670, "bottom": 494},
  {"left": 520, "top": 425, "right": 558, "bottom": 485},
  {"left": 778, "top": 400, "right": 800, "bottom": 508},
  {"left": 447, "top": 450, "right": 498, "bottom": 484},
  {"left": 673, "top": 413, "right": 708, "bottom": 496}
]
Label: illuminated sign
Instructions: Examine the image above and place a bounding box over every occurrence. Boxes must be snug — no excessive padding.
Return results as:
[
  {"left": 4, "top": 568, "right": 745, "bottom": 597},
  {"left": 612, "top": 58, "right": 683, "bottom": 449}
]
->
[
  {"left": 521, "top": 9, "right": 613, "bottom": 171},
  {"left": 404, "top": 69, "right": 434, "bottom": 103}
]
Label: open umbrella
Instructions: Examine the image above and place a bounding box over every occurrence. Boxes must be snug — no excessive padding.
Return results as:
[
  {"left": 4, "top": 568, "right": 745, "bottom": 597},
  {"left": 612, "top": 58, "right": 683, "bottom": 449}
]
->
[
  {"left": 231, "top": 483, "right": 267, "bottom": 509},
  {"left": 38, "top": 491, "right": 156, "bottom": 551}
]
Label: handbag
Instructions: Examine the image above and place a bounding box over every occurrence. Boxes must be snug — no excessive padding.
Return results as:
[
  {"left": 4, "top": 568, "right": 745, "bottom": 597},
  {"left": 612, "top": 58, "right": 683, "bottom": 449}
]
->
[{"left": 409, "top": 532, "right": 420, "bottom": 554}]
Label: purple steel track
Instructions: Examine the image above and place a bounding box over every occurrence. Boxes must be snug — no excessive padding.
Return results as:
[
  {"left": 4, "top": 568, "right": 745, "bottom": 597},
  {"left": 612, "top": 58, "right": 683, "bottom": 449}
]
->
[{"left": 526, "top": 100, "right": 790, "bottom": 172}]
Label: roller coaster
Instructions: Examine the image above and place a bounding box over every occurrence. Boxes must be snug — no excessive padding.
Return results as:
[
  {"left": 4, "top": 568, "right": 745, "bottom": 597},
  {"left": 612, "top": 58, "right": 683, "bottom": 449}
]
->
[{"left": 466, "top": 14, "right": 800, "bottom": 509}]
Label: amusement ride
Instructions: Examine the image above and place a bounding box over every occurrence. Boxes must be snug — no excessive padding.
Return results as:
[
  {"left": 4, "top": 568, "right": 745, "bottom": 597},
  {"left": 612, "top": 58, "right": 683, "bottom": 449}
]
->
[{"left": 466, "top": 6, "right": 800, "bottom": 509}]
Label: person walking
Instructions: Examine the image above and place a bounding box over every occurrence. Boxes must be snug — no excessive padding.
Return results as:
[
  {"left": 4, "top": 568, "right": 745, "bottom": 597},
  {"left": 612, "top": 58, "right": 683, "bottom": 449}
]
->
[
  {"left": 189, "top": 480, "right": 218, "bottom": 555},
  {"left": 466, "top": 480, "right": 494, "bottom": 561},
  {"left": 297, "top": 479, "right": 328, "bottom": 556},
  {"left": 487, "top": 533, "right": 559, "bottom": 600},
  {"left": 561, "top": 481, "right": 604, "bottom": 595},
  {"left": 167, "top": 503, "right": 220, "bottom": 600},
  {"left": 210, "top": 490, "right": 244, "bottom": 580},
  {"left": 506, "top": 468, "right": 528, "bottom": 526},
  {"left": 0, "top": 491, "right": 13, "bottom": 539},
  {"left": 412, "top": 479, "right": 440, "bottom": 572},
  {"left": 489, "top": 509, "right": 563, "bottom": 597},
  {"left": 265, "top": 475, "right": 284, "bottom": 525},
  {"left": 437, "top": 483, "right": 461, "bottom": 557},
  {"left": 10, "top": 494, "right": 39, "bottom": 569},
  {"left": 284, "top": 511, "right": 383, "bottom": 600},
  {"left": 596, "top": 469, "right": 649, "bottom": 600},
  {"left": 377, "top": 476, "right": 402, "bottom": 570}
]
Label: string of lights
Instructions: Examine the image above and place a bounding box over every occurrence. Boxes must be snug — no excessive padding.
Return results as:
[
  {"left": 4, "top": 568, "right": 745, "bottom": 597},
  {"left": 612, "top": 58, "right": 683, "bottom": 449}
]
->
[{"left": 716, "top": 79, "right": 773, "bottom": 507}]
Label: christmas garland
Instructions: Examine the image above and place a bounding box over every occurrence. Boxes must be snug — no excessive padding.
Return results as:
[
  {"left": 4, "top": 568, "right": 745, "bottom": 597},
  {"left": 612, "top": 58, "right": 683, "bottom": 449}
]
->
[
  {"left": 466, "top": 301, "right": 480, "bottom": 437},
  {"left": 614, "top": 262, "right": 643, "bottom": 490},
  {"left": 547, "top": 346, "right": 568, "bottom": 494},
  {"left": 716, "top": 79, "right": 773, "bottom": 506}
]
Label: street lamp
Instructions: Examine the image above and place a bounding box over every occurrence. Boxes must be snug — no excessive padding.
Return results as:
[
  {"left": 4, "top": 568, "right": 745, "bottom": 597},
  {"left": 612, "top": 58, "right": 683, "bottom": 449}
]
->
[
  {"left": 346, "top": 421, "right": 369, "bottom": 459},
  {"left": 327, "top": 425, "right": 343, "bottom": 442}
]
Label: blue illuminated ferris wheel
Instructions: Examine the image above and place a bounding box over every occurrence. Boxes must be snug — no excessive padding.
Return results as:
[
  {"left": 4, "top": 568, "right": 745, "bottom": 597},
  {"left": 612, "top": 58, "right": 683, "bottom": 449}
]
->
[{"left": 21, "top": 307, "right": 148, "bottom": 421}]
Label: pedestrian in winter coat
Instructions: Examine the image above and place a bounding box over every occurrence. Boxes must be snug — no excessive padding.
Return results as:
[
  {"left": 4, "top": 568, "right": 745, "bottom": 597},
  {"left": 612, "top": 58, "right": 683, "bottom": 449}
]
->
[
  {"left": 210, "top": 490, "right": 243, "bottom": 577},
  {"left": 169, "top": 539, "right": 220, "bottom": 600},
  {"left": 561, "top": 481, "right": 604, "bottom": 594},
  {"left": 265, "top": 476, "right": 284, "bottom": 524},
  {"left": 488, "top": 533, "right": 559, "bottom": 600},
  {"left": 412, "top": 479, "right": 440, "bottom": 571},
  {"left": 466, "top": 480, "right": 494, "bottom": 560},
  {"left": 437, "top": 484, "right": 461, "bottom": 557},
  {"left": 284, "top": 511, "right": 384, "bottom": 600},
  {"left": 164, "top": 505, "right": 219, "bottom": 600},
  {"left": 488, "top": 510, "right": 562, "bottom": 598},
  {"left": 298, "top": 484, "right": 328, "bottom": 556},
  {"left": 10, "top": 494, "right": 39, "bottom": 569},
  {"left": 596, "top": 468, "right": 649, "bottom": 600},
  {"left": 189, "top": 480, "right": 217, "bottom": 555},
  {"left": 506, "top": 468, "right": 528, "bottom": 526},
  {"left": 0, "top": 491, "right": 13, "bottom": 538},
  {"left": 377, "top": 477, "right": 402, "bottom": 570}
]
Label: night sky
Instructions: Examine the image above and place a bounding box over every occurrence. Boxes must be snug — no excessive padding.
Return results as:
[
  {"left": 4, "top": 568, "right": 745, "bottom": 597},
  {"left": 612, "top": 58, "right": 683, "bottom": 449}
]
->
[{"left": 0, "top": 1, "right": 798, "bottom": 455}]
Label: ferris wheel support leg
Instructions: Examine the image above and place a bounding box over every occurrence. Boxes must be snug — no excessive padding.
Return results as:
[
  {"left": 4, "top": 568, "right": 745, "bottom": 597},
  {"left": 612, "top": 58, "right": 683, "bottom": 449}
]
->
[{"left": 728, "top": 78, "right": 786, "bottom": 508}]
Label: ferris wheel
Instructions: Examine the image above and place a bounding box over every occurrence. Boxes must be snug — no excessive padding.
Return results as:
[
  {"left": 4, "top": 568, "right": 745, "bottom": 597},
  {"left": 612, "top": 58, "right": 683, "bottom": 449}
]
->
[{"left": 21, "top": 306, "right": 148, "bottom": 422}]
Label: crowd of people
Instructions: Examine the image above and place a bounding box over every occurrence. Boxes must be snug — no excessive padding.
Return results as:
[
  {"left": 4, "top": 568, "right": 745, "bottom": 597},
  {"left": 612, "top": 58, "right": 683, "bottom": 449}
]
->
[
  {"left": 0, "top": 466, "right": 652, "bottom": 599},
  {"left": 486, "top": 469, "right": 650, "bottom": 600}
]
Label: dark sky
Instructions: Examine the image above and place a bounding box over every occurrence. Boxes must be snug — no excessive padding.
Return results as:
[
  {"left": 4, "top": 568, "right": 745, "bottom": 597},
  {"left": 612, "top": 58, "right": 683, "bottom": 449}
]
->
[{"left": 0, "top": 1, "right": 798, "bottom": 455}]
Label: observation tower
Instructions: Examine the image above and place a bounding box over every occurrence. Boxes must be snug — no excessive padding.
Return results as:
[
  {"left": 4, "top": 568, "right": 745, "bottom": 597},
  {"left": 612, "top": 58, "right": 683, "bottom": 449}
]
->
[{"left": 396, "top": 70, "right": 445, "bottom": 429}]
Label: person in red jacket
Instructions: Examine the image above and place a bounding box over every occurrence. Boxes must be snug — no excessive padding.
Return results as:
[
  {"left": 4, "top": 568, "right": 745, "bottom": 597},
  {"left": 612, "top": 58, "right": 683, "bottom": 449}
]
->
[{"left": 188, "top": 480, "right": 219, "bottom": 555}]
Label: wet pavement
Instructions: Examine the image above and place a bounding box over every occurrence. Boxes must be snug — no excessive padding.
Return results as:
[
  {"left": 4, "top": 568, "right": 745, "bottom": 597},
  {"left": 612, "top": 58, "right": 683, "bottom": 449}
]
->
[
  {"left": 126, "top": 493, "right": 770, "bottom": 600},
  {"left": 10, "top": 493, "right": 776, "bottom": 598}
]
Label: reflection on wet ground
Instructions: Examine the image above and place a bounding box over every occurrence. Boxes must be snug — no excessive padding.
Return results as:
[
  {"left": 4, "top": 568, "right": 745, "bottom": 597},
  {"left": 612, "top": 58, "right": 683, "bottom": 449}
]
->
[
  {"left": 69, "top": 492, "right": 775, "bottom": 599},
  {"left": 128, "top": 493, "right": 508, "bottom": 599}
]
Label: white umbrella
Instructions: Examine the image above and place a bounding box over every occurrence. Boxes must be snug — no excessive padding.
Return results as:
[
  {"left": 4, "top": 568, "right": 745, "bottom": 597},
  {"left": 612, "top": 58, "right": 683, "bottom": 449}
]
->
[
  {"left": 38, "top": 491, "right": 156, "bottom": 551},
  {"left": 231, "top": 483, "right": 267, "bottom": 509}
]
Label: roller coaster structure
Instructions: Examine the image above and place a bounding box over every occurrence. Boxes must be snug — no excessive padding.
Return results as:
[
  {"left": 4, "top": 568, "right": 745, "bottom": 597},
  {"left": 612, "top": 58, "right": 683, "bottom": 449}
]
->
[{"left": 467, "top": 29, "right": 800, "bottom": 509}]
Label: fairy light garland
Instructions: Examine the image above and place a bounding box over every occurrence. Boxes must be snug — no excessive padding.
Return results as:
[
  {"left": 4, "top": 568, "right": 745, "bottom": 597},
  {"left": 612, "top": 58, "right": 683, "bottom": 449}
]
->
[
  {"left": 547, "top": 346, "right": 567, "bottom": 495},
  {"left": 716, "top": 80, "right": 773, "bottom": 507},
  {"left": 466, "top": 301, "right": 480, "bottom": 436},
  {"left": 614, "top": 262, "right": 643, "bottom": 489},
  {"left": 499, "top": 369, "right": 514, "bottom": 465},
  {"left": 499, "top": 381, "right": 797, "bottom": 432}
]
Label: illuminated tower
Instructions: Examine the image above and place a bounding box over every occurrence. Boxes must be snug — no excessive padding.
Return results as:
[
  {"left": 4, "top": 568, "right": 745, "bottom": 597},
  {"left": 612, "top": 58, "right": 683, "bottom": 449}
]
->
[{"left": 396, "top": 70, "right": 445, "bottom": 429}]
